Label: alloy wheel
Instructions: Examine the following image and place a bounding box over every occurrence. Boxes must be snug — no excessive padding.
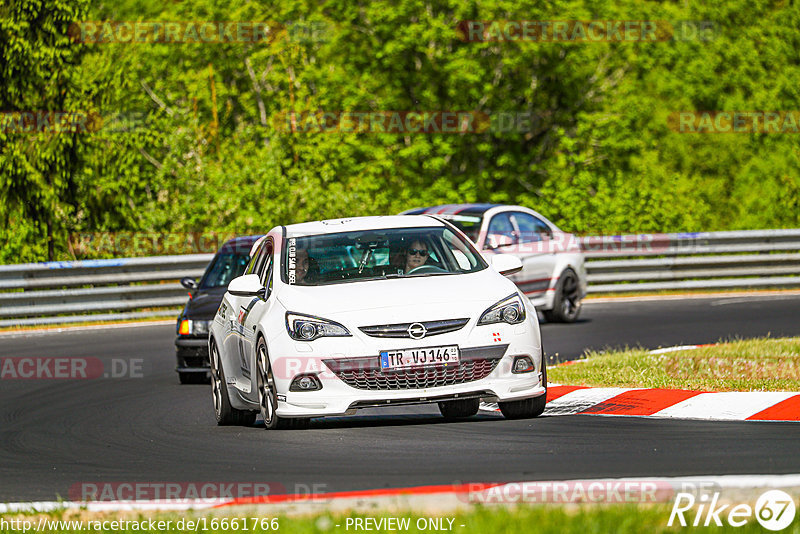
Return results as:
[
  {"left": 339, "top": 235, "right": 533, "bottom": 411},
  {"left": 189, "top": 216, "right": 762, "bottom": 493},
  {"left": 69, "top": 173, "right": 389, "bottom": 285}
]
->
[
  {"left": 210, "top": 344, "right": 222, "bottom": 417},
  {"left": 561, "top": 272, "right": 580, "bottom": 319},
  {"left": 257, "top": 344, "right": 276, "bottom": 426}
]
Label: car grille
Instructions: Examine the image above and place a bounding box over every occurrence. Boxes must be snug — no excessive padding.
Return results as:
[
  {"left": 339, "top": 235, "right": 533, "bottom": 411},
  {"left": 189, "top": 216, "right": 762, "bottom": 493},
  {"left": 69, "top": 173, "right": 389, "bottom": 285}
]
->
[
  {"left": 358, "top": 318, "right": 469, "bottom": 338},
  {"left": 323, "top": 344, "right": 507, "bottom": 391}
]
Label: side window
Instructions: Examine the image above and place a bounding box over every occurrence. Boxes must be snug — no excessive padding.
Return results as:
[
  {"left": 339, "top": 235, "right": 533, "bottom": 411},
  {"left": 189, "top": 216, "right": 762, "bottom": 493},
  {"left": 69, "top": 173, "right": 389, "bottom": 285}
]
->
[
  {"left": 443, "top": 229, "right": 478, "bottom": 270},
  {"left": 258, "top": 243, "right": 274, "bottom": 287},
  {"left": 511, "top": 213, "right": 550, "bottom": 243},
  {"left": 485, "top": 213, "right": 516, "bottom": 249},
  {"left": 245, "top": 242, "right": 264, "bottom": 276}
]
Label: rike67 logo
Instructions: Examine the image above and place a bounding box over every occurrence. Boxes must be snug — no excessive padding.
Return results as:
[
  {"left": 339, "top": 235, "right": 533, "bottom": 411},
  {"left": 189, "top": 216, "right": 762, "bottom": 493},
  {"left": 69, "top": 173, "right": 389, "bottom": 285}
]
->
[{"left": 669, "top": 489, "right": 796, "bottom": 530}]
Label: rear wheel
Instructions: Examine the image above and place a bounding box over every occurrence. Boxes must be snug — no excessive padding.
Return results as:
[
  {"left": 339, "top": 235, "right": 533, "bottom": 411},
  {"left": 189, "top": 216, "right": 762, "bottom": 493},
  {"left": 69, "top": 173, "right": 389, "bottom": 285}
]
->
[
  {"left": 499, "top": 365, "right": 547, "bottom": 420},
  {"left": 257, "top": 338, "right": 310, "bottom": 430},
  {"left": 209, "top": 341, "right": 256, "bottom": 426},
  {"left": 543, "top": 268, "right": 582, "bottom": 323},
  {"left": 438, "top": 398, "right": 480, "bottom": 420}
]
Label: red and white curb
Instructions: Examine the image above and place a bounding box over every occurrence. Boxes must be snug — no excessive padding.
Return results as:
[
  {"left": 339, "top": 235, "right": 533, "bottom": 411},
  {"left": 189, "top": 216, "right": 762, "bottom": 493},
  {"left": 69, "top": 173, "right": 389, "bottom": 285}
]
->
[
  {"left": 481, "top": 385, "right": 800, "bottom": 421},
  {"left": 3, "top": 475, "right": 800, "bottom": 513},
  {"left": 481, "top": 343, "right": 799, "bottom": 421}
]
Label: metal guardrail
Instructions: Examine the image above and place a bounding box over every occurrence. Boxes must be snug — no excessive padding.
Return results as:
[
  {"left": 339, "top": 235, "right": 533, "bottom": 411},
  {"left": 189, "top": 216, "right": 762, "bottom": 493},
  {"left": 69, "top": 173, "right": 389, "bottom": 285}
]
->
[
  {"left": 1, "top": 230, "right": 798, "bottom": 326},
  {"left": 578, "top": 229, "right": 800, "bottom": 293},
  {"left": 0, "top": 255, "right": 212, "bottom": 327}
]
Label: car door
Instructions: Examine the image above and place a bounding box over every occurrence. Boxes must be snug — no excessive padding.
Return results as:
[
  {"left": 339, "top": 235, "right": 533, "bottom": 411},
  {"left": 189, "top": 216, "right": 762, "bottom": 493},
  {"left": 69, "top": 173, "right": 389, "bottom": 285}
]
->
[
  {"left": 508, "top": 212, "right": 557, "bottom": 297},
  {"left": 236, "top": 240, "right": 275, "bottom": 398},
  {"left": 218, "top": 239, "right": 266, "bottom": 390},
  {"left": 224, "top": 240, "right": 272, "bottom": 394}
]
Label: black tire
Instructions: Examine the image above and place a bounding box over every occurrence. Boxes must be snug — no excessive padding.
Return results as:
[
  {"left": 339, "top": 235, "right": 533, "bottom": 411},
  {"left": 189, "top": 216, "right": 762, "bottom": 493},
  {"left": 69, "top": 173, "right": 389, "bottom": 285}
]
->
[
  {"left": 543, "top": 268, "right": 582, "bottom": 323},
  {"left": 179, "top": 371, "right": 207, "bottom": 385},
  {"left": 498, "top": 365, "right": 547, "bottom": 420},
  {"left": 209, "top": 341, "right": 257, "bottom": 426},
  {"left": 438, "top": 398, "right": 480, "bottom": 420},
  {"left": 256, "top": 338, "right": 310, "bottom": 430}
]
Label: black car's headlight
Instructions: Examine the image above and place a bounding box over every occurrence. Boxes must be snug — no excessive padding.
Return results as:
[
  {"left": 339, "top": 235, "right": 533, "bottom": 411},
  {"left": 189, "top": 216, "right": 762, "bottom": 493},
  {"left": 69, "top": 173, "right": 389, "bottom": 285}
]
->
[
  {"left": 286, "top": 312, "right": 351, "bottom": 341},
  {"left": 177, "top": 319, "right": 210, "bottom": 336},
  {"left": 477, "top": 293, "right": 526, "bottom": 326}
]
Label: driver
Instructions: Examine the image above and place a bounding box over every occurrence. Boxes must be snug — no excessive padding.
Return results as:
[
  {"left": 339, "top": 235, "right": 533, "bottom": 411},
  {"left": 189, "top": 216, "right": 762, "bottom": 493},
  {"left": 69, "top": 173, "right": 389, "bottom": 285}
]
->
[
  {"left": 404, "top": 240, "right": 429, "bottom": 273},
  {"left": 295, "top": 248, "right": 310, "bottom": 283}
]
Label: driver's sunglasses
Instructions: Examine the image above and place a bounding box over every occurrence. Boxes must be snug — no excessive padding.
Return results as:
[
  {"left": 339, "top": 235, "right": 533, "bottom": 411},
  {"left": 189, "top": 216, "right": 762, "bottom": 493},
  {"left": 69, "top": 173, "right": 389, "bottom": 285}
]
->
[{"left": 407, "top": 248, "right": 428, "bottom": 257}]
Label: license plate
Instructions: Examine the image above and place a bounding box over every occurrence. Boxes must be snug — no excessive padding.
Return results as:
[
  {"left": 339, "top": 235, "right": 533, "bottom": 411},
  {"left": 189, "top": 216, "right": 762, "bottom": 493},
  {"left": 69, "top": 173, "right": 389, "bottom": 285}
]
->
[{"left": 379, "top": 345, "right": 460, "bottom": 371}]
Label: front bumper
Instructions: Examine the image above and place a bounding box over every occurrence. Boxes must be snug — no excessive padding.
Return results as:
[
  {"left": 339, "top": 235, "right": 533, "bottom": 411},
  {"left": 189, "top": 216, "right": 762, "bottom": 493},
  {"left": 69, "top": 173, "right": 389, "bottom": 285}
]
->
[
  {"left": 268, "top": 333, "right": 545, "bottom": 418},
  {"left": 175, "top": 336, "right": 210, "bottom": 373},
  {"left": 278, "top": 372, "right": 546, "bottom": 417}
]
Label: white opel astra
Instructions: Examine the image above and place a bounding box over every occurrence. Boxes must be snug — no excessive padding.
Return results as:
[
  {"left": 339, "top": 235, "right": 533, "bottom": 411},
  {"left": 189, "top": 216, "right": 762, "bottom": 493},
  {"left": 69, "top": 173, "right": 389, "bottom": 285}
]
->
[{"left": 208, "top": 215, "right": 547, "bottom": 429}]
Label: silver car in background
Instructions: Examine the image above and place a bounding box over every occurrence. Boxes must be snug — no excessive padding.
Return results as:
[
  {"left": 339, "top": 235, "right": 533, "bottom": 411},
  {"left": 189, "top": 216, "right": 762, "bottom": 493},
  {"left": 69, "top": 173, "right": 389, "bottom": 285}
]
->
[{"left": 403, "top": 204, "right": 587, "bottom": 322}]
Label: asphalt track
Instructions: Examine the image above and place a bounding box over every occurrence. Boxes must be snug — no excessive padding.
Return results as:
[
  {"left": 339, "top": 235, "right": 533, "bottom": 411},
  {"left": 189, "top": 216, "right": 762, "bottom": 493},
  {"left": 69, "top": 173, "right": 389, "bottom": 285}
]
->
[{"left": 1, "top": 294, "right": 799, "bottom": 502}]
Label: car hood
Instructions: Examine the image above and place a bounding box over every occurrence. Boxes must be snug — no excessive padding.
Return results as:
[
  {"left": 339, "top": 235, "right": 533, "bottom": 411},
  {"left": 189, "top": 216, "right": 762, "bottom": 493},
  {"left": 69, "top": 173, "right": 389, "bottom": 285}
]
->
[
  {"left": 276, "top": 269, "right": 518, "bottom": 324},
  {"left": 184, "top": 287, "right": 227, "bottom": 320}
]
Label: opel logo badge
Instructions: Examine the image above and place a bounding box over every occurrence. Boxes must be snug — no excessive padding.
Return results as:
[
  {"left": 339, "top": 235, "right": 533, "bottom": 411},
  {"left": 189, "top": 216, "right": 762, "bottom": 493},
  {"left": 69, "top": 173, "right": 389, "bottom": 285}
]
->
[{"left": 407, "top": 322, "right": 427, "bottom": 339}]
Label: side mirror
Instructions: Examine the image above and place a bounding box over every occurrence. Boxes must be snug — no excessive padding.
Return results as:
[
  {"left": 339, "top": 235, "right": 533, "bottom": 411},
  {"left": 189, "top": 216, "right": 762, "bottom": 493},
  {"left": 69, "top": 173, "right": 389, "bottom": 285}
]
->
[
  {"left": 180, "top": 277, "right": 198, "bottom": 290},
  {"left": 484, "top": 233, "right": 514, "bottom": 250},
  {"left": 228, "top": 274, "right": 265, "bottom": 297},
  {"left": 491, "top": 254, "right": 523, "bottom": 276}
]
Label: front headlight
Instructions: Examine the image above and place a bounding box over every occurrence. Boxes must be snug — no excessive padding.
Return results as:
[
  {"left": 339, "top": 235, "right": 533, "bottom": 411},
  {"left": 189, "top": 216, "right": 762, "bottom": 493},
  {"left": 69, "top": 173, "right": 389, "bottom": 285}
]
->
[
  {"left": 286, "top": 312, "right": 351, "bottom": 341},
  {"left": 178, "top": 319, "right": 210, "bottom": 336},
  {"left": 477, "top": 293, "right": 526, "bottom": 326},
  {"left": 193, "top": 320, "right": 210, "bottom": 335}
]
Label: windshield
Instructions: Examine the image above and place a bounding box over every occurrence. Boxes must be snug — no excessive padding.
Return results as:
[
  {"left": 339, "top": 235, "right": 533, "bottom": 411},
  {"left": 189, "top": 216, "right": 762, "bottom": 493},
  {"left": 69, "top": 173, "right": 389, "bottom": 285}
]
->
[
  {"left": 199, "top": 252, "right": 250, "bottom": 289},
  {"left": 284, "top": 226, "right": 487, "bottom": 286}
]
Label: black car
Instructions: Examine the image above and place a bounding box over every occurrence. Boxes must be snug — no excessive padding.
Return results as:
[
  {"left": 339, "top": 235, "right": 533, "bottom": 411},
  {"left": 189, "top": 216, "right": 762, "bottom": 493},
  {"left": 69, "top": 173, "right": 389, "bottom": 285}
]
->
[{"left": 175, "top": 235, "right": 262, "bottom": 384}]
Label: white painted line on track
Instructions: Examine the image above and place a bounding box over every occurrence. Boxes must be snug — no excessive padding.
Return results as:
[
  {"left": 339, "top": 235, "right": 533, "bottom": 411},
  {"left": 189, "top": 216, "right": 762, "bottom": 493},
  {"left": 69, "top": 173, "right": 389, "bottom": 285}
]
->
[
  {"left": 0, "top": 320, "right": 175, "bottom": 338},
  {"left": 649, "top": 345, "right": 705, "bottom": 354},
  {"left": 585, "top": 289, "right": 800, "bottom": 304}
]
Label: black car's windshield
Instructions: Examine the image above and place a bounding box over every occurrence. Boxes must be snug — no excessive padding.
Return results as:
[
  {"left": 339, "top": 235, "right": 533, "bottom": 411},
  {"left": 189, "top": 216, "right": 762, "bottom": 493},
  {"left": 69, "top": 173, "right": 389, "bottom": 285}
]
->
[
  {"left": 284, "top": 227, "right": 487, "bottom": 286},
  {"left": 199, "top": 253, "right": 250, "bottom": 289},
  {"left": 440, "top": 214, "right": 483, "bottom": 243}
]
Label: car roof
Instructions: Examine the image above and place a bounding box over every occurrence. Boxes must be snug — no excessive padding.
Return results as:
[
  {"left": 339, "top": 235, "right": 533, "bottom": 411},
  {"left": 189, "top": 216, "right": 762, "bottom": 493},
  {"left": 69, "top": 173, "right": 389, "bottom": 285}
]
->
[
  {"left": 217, "top": 234, "right": 263, "bottom": 255},
  {"left": 401, "top": 203, "right": 503, "bottom": 216},
  {"left": 284, "top": 215, "right": 444, "bottom": 237}
]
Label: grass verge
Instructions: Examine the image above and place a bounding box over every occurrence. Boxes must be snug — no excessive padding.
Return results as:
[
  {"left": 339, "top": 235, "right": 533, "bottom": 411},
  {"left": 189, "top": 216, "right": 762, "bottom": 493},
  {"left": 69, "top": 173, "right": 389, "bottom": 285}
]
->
[{"left": 548, "top": 337, "right": 800, "bottom": 391}]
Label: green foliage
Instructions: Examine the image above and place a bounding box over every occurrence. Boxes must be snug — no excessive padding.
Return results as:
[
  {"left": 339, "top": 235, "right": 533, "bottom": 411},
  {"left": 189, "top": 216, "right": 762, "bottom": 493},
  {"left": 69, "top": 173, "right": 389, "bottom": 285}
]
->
[{"left": 1, "top": 0, "right": 799, "bottom": 261}]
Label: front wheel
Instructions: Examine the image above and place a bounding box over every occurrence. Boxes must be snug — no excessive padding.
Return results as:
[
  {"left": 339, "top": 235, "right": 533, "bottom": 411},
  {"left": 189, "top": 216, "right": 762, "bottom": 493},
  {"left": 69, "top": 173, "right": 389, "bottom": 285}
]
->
[
  {"left": 256, "top": 338, "right": 310, "bottom": 430},
  {"left": 209, "top": 341, "right": 256, "bottom": 426},
  {"left": 499, "top": 365, "right": 547, "bottom": 420},
  {"left": 543, "top": 268, "right": 582, "bottom": 323},
  {"left": 499, "top": 394, "right": 547, "bottom": 419},
  {"left": 438, "top": 398, "right": 480, "bottom": 420}
]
